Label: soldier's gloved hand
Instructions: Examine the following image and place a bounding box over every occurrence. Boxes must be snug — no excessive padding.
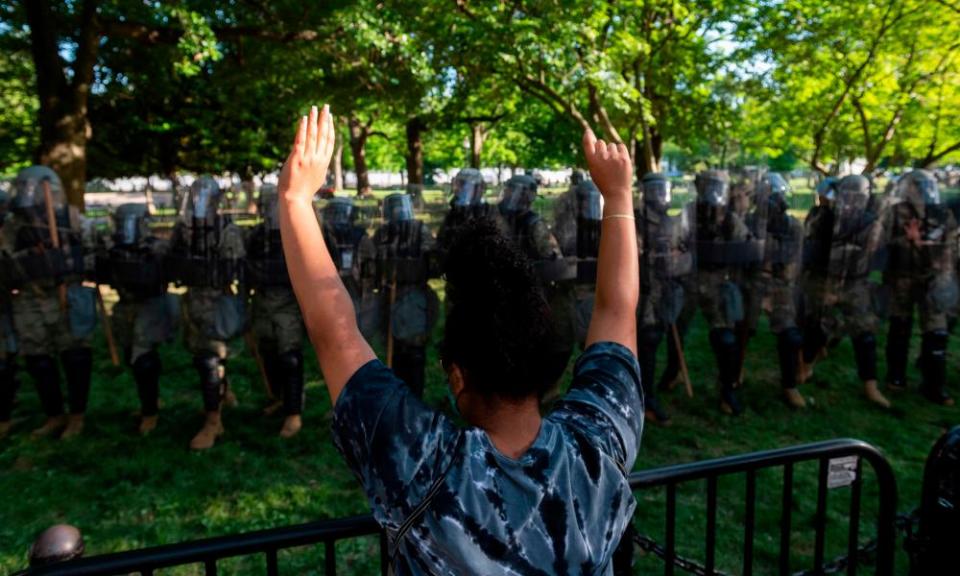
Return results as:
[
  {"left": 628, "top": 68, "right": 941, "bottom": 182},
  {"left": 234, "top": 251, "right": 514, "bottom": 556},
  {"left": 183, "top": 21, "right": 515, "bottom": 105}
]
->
[
  {"left": 279, "top": 104, "right": 336, "bottom": 205},
  {"left": 582, "top": 129, "right": 633, "bottom": 203}
]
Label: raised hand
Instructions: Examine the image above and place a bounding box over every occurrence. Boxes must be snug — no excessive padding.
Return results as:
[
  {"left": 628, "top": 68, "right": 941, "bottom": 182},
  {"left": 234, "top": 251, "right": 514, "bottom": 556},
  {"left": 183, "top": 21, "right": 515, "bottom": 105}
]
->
[
  {"left": 582, "top": 129, "right": 633, "bottom": 202},
  {"left": 279, "top": 104, "right": 336, "bottom": 204}
]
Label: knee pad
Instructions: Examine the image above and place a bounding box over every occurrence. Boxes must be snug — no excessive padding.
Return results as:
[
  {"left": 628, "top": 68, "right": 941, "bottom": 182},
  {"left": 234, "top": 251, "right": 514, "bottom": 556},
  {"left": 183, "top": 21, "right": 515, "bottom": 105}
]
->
[
  {"left": 779, "top": 327, "right": 803, "bottom": 349},
  {"left": 278, "top": 350, "right": 303, "bottom": 374},
  {"left": 193, "top": 353, "right": 222, "bottom": 385},
  {"left": 638, "top": 327, "right": 664, "bottom": 350},
  {"left": 888, "top": 316, "right": 913, "bottom": 338},
  {"left": 710, "top": 328, "right": 737, "bottom": 352}
]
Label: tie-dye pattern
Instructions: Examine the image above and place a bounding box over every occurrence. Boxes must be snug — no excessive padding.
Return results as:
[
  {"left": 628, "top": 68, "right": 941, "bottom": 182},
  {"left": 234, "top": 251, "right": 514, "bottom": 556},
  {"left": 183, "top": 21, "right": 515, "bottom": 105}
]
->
[{"left": 332, "top": 342, "right": 644, "bottom": 575}]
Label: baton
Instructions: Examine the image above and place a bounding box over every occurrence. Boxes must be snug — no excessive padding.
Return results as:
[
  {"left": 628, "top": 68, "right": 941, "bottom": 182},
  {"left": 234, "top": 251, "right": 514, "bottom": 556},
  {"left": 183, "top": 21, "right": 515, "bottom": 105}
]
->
[
  {"left": 385, "top": 266, "right": 398, "bottom": 368},
  {"left": 243, "top": 329, "right": 275, "bottom": 400},
  {"left": 94, "top": 284, "right": 120, "bottom": 366},
  {"left": 670, "top": 323, "right": 694, "bottom": 398},
  {"left": 41, "top": 181, "right": 67, "bottom": 312}
]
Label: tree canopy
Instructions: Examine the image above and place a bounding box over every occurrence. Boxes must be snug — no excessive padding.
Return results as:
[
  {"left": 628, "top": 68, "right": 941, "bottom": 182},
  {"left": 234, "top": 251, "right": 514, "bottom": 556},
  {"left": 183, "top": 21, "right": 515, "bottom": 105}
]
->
[{"left": 1, "top": 0, "right": 958, "bottom": 205}]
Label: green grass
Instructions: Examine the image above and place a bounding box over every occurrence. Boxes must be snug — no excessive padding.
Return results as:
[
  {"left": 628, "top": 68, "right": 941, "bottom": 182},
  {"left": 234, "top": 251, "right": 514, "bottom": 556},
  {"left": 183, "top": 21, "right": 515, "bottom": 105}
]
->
[{"left": 2, "top": 192, "right": 958, "bottom": 574}]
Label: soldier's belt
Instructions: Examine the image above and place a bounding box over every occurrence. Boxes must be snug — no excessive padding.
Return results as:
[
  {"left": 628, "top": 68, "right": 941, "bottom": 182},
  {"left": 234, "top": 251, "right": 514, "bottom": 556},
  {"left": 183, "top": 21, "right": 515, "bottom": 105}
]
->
[
  {"left": 246, "top": 257, "right": 292, "bottom": 288},
  {"left": 96, "top": 252, "right": 166, "bottom": 294},
  {"left": 535, "top": 257, "right": 578, "bottom": 283},
  {"left": 697, "top": 241, "right": 765, "bottom": 266},
  {"left": 165, "top": 255, "right": 243, "bottom": 288},
  {"left": 1, "top": 247, "right": 85, "bottom": 289}
]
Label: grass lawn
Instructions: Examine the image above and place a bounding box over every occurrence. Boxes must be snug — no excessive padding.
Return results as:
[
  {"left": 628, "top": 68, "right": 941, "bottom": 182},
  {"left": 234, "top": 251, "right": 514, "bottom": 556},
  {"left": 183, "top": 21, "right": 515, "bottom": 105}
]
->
[{"left": 1, "top": 189, "right": 957, "bottom": 574}]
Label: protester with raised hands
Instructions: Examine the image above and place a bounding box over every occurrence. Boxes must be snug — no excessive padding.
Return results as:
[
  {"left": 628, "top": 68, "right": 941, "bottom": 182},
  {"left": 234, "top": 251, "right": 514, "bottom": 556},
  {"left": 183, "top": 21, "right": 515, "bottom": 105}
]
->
[{"left": 279, "top": 104, "right": 643, "bottom": 575}]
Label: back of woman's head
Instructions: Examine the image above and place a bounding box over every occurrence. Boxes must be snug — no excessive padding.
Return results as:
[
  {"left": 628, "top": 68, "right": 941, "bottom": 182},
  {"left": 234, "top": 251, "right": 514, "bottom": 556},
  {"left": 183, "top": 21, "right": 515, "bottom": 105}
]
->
[{"left": 440, "top": 218, "right": 558, "bottom": 400}]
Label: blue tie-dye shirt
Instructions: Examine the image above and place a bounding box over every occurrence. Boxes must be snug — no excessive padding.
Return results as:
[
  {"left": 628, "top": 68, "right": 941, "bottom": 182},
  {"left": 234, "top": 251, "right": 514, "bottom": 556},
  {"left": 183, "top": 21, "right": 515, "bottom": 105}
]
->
[{"left": 332, "top": 342, "right": 644, "bottom": 575}]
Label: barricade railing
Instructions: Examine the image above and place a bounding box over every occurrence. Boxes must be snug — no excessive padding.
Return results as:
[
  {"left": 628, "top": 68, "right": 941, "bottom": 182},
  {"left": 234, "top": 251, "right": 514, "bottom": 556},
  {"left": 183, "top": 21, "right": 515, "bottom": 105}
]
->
[{"left": 18, "top": 438, "right": 897, "bottom": 576}]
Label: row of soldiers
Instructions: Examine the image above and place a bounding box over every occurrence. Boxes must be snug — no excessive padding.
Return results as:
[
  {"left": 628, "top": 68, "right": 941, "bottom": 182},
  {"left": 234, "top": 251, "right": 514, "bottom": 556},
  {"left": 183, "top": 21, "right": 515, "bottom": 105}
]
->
[
  {"left": 0, "top": 163, "right": 954, "bottom": 448},
  {"left": 0, "top": 167, "right": 440, "bottom": 450}
]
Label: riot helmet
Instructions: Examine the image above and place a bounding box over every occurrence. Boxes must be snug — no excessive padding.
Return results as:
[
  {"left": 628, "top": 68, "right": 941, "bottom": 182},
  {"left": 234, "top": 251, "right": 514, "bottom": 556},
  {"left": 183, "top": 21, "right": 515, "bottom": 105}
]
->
[
  {"left": 570, "top": 169, "right": 588, "bottom": 187},
  {"left": 113, "top": 203, "right": 150, "bottom": 246},
  {"left": 499, "top": 174, "right": 538, "bottom": 214},
  {"left": 383, "top": 193, "right": 414, "bottom": 224},
  {"left": 12, "top": 165, "right": 64, "bottom": 212},
  {"left": 899, "top": 170, "right": 940, "bottom": 209},
  {"left": 451, "top": 169, "right": 486, "bottom": 207},
  {"left": 835, "top": 175, "right": 871, "bottom": 218},
  {"left": 257, "top": 184, "right": 280, "bottom": 230},
  {"left": 816, "top": 176, "right": 839, "bottom": 205},
  {"left": 189, "top": 176, "right": 222, "bottom": 222},
  {"left": 575, "top": 181, "right": 602, "bottom": 221},
  {"left": 642, "top": 173, "right": 672, "bottom": 209},
  {"left": 695, "top": 170, "right": 730, "bottom": 207},
  {"left": 765, "top": 172, "right": 792, "bottom": 214},
  {"left": 323, "top": 197, "right": 355, "bottom": 227}
]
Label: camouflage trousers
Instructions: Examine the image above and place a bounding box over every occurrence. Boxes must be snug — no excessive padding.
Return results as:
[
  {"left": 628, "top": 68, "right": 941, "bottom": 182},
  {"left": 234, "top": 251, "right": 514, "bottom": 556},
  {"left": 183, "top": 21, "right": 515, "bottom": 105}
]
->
[
  {"left": 113, "top": 292, "right": 176, "bottom": 364},
  {"left": 802, "top": 276, "right": 877, "bottom": 339},
  {"left": 12, "top": 289, "right": 91, "bottom": 356},
  {"left": 696, "top": 269, "right": 744, "bottom": 330},
  {"left": 743, "top": 274, "right": 798, "bottom": 334},
  {"left": 182, "top": 288, "right": 230, "bottom": 359},
  {"left": 886, "top": 276, "right": 949, "bottom": 332},
  {"left": 251, "top": 288, "right": 304, "bottom": 355}
]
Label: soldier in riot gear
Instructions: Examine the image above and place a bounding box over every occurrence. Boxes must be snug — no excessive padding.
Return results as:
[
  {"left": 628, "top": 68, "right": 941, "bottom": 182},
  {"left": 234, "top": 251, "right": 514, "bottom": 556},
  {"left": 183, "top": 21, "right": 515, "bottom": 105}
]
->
[
  {"left": 2, "top": 166, "right": 95, "bottom": 439},
  {"left": 97, "top": 203, "right": 174, "bottom": 435},
  {"left": 883, "top": 170, "right": 957, "bottom": 405},
  {"left": 498, "top": 174, "right": 576, "bottom": 384},
  {"left": 436, "top": 169, "right": 498, "bottom": 255},
  {"left": 693, "top": 170, "right": 759, "bottom": 415},
  {"left": 320, "top": 197, "right": 375, "bottom": 312},
  {"left": 636, "top": 172, "right": 693, "bottom": 424},
  {"left": 0, "top": 189, "right": 18, "bottom": 439},
  {"left": 247, "top": 185, "right": 307, "bottom": 437},
  {"left": 741, "top": 173, "right": 806, "bottom": 407},
  {"left": 168, "top": 176, "right": 247, "bottom": 450},
  {"left": 369, "top": 193, "right": 438, "bottom": 396},
  {"left": 801, "top": 175, "right": 890, "bottom": 407}
]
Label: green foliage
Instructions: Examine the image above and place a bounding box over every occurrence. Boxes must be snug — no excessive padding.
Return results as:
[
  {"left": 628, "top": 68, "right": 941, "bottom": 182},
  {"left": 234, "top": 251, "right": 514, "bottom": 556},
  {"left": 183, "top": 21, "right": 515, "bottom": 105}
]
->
[{"left": 0, "top": 30, "right": 38, "bottom": 174}]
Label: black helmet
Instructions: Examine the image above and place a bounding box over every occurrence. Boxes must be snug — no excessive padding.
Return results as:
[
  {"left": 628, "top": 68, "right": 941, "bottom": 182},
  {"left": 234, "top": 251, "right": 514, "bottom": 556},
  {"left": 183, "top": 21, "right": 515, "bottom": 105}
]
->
[
  {"left": 695, "top": 170, "right": 730, "bottom": 207},
  {"left": 642, "top": 173, "right": 672, "bottom": 208},
  {"left": 898, "top": 170, "right": 940, "bottom": 208},
  {"left": 836, "top": 175, "right": 871, "bottom": 217},
  {"left": 499, "top": 175, "right": 538, "bottom": 214},
  {"left": 575, "top": 181, "right": 602, "bottom": 221},
  {"left": 257, "top": 184, "right": 280, "bottom": 230},
  {"left": 12, "top": 165, "right": 64, "bottom": 212},
  {"left": 113, "top": 203, "right": 150, "bottom": 246},
  {"left": 816, "top": 176, "right": 839, "bottom": 204},
  {"left": 383, "top": 193, "right": 414, "bottom": 223},
  {"left": 323, "top": 197, "right": 354, "bottom": 226},
  {"left": 189, "top": 176, "right": 222, "bottom": 222},
  {"left": 451, "top": 169, "right": 486, "bottom": 207}
]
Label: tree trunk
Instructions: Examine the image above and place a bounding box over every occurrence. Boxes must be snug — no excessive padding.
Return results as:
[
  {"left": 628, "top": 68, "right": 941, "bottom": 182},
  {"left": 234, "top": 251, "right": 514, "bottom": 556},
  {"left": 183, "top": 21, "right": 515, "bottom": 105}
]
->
[
  {"left": 26, "top": 0, "right": 99, "bottom": 210},
  {"left": 405, "top": 117, "right": 425, "bottom": 204},
  {"left": 469, "top": 123, "right": 485, "bottom": 169},
  {"left": 333, "top": 120, "right": 344, "bottom": 191},
  {"left": 348, "top": 115, "right": 370, "bottom": 196}
]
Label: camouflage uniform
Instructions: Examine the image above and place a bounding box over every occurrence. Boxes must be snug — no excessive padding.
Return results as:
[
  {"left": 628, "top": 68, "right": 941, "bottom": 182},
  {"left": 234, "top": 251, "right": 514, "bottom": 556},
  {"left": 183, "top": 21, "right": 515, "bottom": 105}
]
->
[
  {"left": 3, "top": 166, "right": 95, "bottom": 434},
  {"left": 167, "top": 176, "right": 246, "bottom": 449},
  {"left": 801, "top": 176, "right": 885, "bottom": 393},
  {"left": 499, "top": 175, "right": 576, "bottom": 384},
  {"left": 883, "top": 170, "right": 958, "bottom": 404},
  {"left": 97, "top": 203, "right": 174, "bottom": 427},
  {"left": 636, "top": 173, "right": 693, "bottom": 422},
  {"left": 370, "top": 194, "right": 438, "bottom": 396},
  {"left": 552, "top": 179, "right": 602, "bottom": 348},
  {"left": 741, "top": 174, "right": 804, "bottom": 396},
  {"left": 246, "top": 197, "right": 306, "bottom": 423}
]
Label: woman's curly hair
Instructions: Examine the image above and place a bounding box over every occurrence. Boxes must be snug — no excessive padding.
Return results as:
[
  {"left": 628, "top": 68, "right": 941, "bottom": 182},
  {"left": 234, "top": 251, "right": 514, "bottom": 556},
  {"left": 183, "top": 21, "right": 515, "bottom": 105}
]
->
[{"left": 440, "top": 217, "right": 559, "bottom": 400}]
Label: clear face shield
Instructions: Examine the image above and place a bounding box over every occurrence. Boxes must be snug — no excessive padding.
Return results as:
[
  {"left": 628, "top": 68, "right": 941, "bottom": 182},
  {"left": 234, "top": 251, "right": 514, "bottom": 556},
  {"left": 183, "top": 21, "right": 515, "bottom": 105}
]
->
[
  {"left": 190, "top": 177, "right": 221, "bottom": 221},
  {"left": 575, "top": 182, "right": 603, "bottom": 221},
  {"left": 499, "top": 179, "right": 536, "bottom": 214},
  {"left": 113, "top": 204, "right": 149, "bottom": 246},
  {"left": 12, "top": 166, "right": 63, "bottom": 212},
  {"left": 642, "top": 176, "right": 672, "bottom": 208},
  {"left": 696, "top": 174, "right": 729, "bottom": 207},
  {"left": 915, "top": 173, "right": 940, "bottom": 206},
  {"left": 324, "top": 198, "right": 354, "bottom": 226},
  {"left": 836, "top": 177, "right": 870, "bottom": 221},
  {"left": 258, "top": 187, "right": 280, "bottom": 230},
  {"left": 452, "top": 178, "right": 483, "bottom": 207},
  {"left": 816, "top": 177, "right": 838, "bottom": 205},
  {"left": 384, "top": 194, "right": 414, "bottom": 223}
]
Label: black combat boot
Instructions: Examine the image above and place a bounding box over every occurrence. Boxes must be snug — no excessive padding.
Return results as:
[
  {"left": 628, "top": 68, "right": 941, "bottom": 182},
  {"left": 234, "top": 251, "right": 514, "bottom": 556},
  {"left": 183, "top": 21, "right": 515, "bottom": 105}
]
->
[
  {"left": 920, "top": 330, "right": 953, "bottom": 406},
  {"left": 638, "top": 326, "right": 670, "bottom": 424},
  {"left": 278, "top": 350, "right": 305, "bottom": 438},
  {"left": 710, "top": 328, "right": 742, "bottom": 415},
  {"left": 191, "top": 353, "right": 225, "bottom": 450},
  {"left": 885, "top": 316, "right": 913, "bottom": 391},
  {"left": 777, "top": 327, "right": 806, "bottom": 408},
  {"left": 60, "top": 347, "right": 93, "bottom": 439},
  {"left": 132, "top": 349, "right": 161, "bottom": 435},
  {"left": 25, "top": 354, "right": 66, "bottom": 437}
]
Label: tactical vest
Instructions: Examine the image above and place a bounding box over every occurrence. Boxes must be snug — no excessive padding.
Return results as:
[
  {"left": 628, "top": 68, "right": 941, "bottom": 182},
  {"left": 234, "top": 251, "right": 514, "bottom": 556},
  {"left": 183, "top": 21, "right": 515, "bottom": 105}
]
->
[
  {"left": 245, "top": 227, "right": 291, "bottom": 288},
  {"left": 376, "top": 221, "right": 431, "bottom": 288},
  {"left": 887, "top": 203, "right": 951, "bottom": 279},
  {"left": 166, "top": 219, "right": 243, "bottom": 289},
  {"left": 802, "top": 206, "right": 835, "bottom": 276},
  {"left": 696, "top": 205, "right": 763, "bottom": 269},
  {"left": 2, "top": 209, "right": 86, "bottom": 289},
  {"left": 324, "top": 224, "right": 366, "bottom": 282},
  {"left": 96, "top": 244, "right": 166, "bottom": 297},
  {"left": 829, "top": 211, "right": 878, "bottom": 282}
]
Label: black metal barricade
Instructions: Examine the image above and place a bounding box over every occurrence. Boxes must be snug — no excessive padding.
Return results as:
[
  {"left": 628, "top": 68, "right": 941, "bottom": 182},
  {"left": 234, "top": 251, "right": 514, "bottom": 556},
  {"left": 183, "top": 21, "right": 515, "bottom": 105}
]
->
[{"left": 18, "top": 438, "right": 897, "bottom": 576}]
